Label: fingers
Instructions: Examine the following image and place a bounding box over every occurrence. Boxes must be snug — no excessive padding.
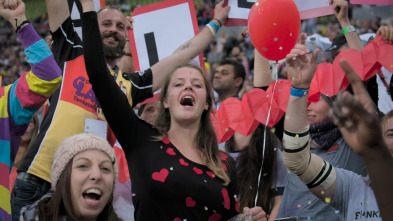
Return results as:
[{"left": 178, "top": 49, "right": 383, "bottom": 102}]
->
[
  {"left": 330, "top": 91, "right": 371, "bottom": 130},
  {"left": 126, "top": 16, "right": 133, "bottom": 30},
  {"left": 339, "top": 59, "right": 366, "bottom": 95},
  {"left": 332, "top": 0, "right": 348, "bottom": 13},
  {"left": 214, "top": 0, "right": 230, "bottom": 23},
  {"left": 290, "top": 43, "right": 310, "bottom": 56},
  {"left": 310, "top": 48, "right": 320, "bottom": 65},
  {"left": 298, "top": 33, "right": 306, "bottom": 45},
  {"left": 377, "top": 26, "right": 393, "bottom": 44},
  {"left": 329, "top": 91, "right": 355, "bottom": 128},
  {"left": 5, "top": 0, "right": 17, "bottom": 10},
  {"left": 243, "top": 206, "right": 267, "bottom": 221}
]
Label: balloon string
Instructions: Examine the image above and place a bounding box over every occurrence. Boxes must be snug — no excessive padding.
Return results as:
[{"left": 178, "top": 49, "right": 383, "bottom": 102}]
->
[{"left": 254, "top": 61, "right": 279, "bottom": 207}]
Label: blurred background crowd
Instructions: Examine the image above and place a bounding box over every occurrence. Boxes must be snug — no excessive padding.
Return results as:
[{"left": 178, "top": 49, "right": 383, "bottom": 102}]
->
[{"left": 1, "top": 0, "right": 392, "bottom": 93}]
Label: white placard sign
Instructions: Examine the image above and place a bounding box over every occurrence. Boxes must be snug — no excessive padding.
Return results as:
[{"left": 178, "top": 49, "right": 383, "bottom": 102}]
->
[
  {"left": 224, "top": 0, "right": 335, "bottom": 26},
  {"left": 69, "top": 0, "right": 105, "bottom": 40},
  {"left": 129, "top": 0, "right": 204, "bottom": 71}
]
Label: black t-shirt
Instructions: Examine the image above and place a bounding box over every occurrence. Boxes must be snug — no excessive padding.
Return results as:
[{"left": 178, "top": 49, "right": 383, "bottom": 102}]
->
[{"left": 82, "top": 11, "right": 239, "bottom": 220}]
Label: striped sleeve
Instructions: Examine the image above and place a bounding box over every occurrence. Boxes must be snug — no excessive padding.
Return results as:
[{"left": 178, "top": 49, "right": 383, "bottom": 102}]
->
[{"left": 9, "top": 24, "right": 62, "bottom": 125}]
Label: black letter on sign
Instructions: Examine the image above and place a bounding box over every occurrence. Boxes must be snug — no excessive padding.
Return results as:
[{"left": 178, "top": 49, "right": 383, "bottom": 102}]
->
[
  {"left": 68, "top": 0, "right": 83, "bottom": 27},
  {"left": 238, "top": 0, "right": 254, "bottom": 9},
  {"left": 144, "top": 32, "right": 159, "bottom": 67}
]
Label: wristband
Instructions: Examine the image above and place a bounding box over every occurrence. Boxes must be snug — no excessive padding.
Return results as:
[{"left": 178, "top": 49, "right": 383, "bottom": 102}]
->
[
  {"left": 15, "top": 20, "right": 30, "bottom": 33},
  {"left": 342, "top": 26, "right": 356, "bottom": 35},
  {"left": 213, "top": 18, "right": 222, "bottom": 27},
  {"left": 290, "top": 87, "right": 309, "bottom": 97},
  {"left": 206, "top": 24, "right": 216, "bottom": 36},
  {"left": 208, "top": 21, "right": 219, "bottom": 32}
]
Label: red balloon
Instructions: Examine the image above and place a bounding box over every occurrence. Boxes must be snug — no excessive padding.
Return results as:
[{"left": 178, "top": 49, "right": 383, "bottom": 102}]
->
[{"left": 248, "top": 0, "right": 301, "bottom": 61}]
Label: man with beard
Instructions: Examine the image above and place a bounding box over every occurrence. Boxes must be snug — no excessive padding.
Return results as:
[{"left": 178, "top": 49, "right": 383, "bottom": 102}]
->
[{"left": 11, "top": 0, "right": 230, "bottom": 220}]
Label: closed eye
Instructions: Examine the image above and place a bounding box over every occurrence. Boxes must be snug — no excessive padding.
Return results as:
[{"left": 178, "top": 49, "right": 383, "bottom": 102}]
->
[
  {"left": 101, "top": 167, "right": 112, "bottom": 173},
  {"left": 77, "top": 164, "right": 88, "bottom": 169}
]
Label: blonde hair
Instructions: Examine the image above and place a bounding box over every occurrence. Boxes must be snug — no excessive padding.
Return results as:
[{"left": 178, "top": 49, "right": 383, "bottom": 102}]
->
[
  {"left": 154, "top": 63, "right": 230, "bottom": 185},
  {"left": 381, "top": 110, "right": 393, "bottom": 134}
]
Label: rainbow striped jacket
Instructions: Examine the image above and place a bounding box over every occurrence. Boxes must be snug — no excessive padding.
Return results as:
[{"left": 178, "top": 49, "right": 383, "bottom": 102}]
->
[{"left": 0, "top": 24, "right": 61, "bottom": 221}]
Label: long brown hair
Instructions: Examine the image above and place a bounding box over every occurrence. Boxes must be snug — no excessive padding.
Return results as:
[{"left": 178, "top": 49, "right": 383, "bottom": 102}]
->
[
  {"left": 154, "top": 63, "right": 230, "bottom": 185},
  {"left": 225, "top": 124, "right": 279, "bottom": 212},
  {"left": 37, "top": 161, "right": 121, "bottom": 221}
]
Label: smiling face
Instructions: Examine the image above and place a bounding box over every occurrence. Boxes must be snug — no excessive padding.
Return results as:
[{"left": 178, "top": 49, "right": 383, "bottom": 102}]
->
[
  {"left": 163, "top": 67, "right": 209, "bottom": 125},
  {"left": 307, "top": 96, "right": 330, "bottom": 125},
  {"left": 98, "top": 8, "right": 127, "bottom": 59},
  {"left": 70, "top": 150, "right": 114, "bottom": 221}
]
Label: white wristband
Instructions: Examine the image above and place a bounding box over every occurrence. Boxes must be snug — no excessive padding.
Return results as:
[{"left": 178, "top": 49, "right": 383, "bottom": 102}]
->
[{"left": 206, "top": 24, "right": 216, "bottom": 36}]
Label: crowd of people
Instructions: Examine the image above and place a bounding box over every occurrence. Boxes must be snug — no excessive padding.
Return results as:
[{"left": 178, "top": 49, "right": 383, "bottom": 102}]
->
[{"left": 1, "top": 0, "right": 393, "bottom": 220}]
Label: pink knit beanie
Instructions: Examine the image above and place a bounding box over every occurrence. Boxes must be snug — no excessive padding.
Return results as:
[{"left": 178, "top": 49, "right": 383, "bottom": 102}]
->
[{"left": 50, "top": 134, "right": 118, "bottom": 191}]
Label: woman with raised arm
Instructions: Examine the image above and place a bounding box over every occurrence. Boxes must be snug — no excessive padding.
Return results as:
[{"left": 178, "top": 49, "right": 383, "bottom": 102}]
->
[
  {"left": 79, "top": 0, "right": 266, "bottom": 220},
  {"left": 282, "top": 30, "right": 393, "bottom": 220},
  {"left": 0, "top": 0, "right": 62, "bottom": 219}
]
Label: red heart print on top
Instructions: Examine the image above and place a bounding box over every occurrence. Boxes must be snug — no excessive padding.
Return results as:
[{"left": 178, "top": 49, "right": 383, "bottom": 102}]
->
[
  {"left": 193, "top": 167, "right": 203, "bottom": 175},
  {"left": 208, "top": 214, "right": 222, "bottom": 221},
  {"left": 186, "top": 197, "right": 196, "bottom": 207},
  {"left": 206, "top": 171, "right": 215, "bottom": 179},
  {"left": 162, "top": 137, "right": 170, "bottom": 144},
  {"left": 179, "top": 158, "right": 189, "bottom": 166},
  {"left": 152, "top": 168, "right": 169, "bottom": 183},
  {"left": 222, "top": 188, "right": 230, "bottom": 210},
  {"left": 166, "top": 147, "right": 176, "bottom": 155}
]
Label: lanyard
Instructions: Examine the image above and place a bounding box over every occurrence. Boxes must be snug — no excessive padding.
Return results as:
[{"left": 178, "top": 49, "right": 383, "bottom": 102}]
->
[{"left": 113, "top": 66, "right": 119, "bottom": 81}]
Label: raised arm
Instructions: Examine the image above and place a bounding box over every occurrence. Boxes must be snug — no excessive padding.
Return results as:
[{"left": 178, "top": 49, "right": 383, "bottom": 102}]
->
[
  {"left": 79, "top": 0, "right": 144, "bottom": 149},
  {"left": 283, "top": 34, "right": 338, "bottom": 201},
  {"left": 150, "top": 0, "right": 229, "bottom": 91},
  {"left": 46, "top": 0, "right": 70, "bottom": 32},
  {"left": 329, "top": 60, "right": 393, "bottom": 221},
  {"left": 119, "top": 15, "right": 134, "bottom": 73},
  {"left": 330, "top": 0, "right": 363, "bottom": 51},
  {"left": 0, "top": 0, "right": 61, "bottom": 154},
  {"left": 253, "top": 50, "right": 272, "bottom": 88}
]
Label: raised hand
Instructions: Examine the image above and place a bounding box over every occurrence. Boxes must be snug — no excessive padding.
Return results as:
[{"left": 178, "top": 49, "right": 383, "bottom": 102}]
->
[
  {"left": 330, "top": 0, "right": 350, "bottom": 26},
  {"left": 377, "top": 25, "right": 393, "bottom": 44},
  {"left": 213, "top": 0, "right": 230, "bottom": 26},
  {"left": 329, "top": 59, "right": 383, "bottom": 156},
  {"left": 286, "top": 33, "right": 319, "bottom": 89},
  {"left": 126, "top": 15, "right": 133, "bottom": 30},
  {"left": 0, "top": 0, "right": 26, "bottom": 28}
]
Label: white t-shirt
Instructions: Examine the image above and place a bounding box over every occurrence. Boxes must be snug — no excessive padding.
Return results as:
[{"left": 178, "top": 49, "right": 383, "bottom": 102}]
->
[
  {"left": 332, "top": 168, "right": 381, "bottom": 220},
  {"left": 377, "top": 67, "right": 393, "bottom": 114}
]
